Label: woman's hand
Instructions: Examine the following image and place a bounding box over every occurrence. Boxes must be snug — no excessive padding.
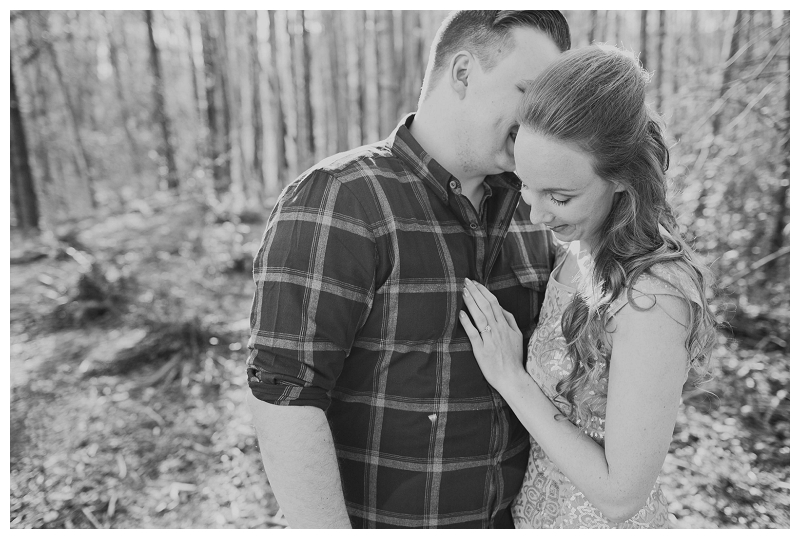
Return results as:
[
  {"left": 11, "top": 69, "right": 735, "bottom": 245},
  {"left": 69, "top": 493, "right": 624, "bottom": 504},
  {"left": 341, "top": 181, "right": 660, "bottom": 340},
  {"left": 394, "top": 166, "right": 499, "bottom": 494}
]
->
[{"left": 458, "top": 278, "right": 525, "bottom": 392}]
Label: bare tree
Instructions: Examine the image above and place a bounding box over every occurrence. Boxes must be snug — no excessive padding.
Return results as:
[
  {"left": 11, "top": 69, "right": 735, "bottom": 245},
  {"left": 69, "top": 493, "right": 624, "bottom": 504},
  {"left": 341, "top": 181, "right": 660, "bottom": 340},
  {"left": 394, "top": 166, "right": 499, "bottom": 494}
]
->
[
  {"left": 41, "top": 11, "right": 97, "bottom": 208},
  {"left": 376, "top": 10, "right": 397, "bottom": 136},
  {"left": 655, "top": 10, "right": 666, "bottom": 111},
  {"left": 103, "top": 11, "right": 143, "bottom": 179},
  {"left": 249, "top": 11, "right": 265, "bottom": 199},
  {"left": 639, "top": 10, "right": 648, "bottom": 69},
  {"left": 145, "top": 10, "right": 179, "bottom": 191},
  {"left": 267, "top": 10, "right": 289, "bottom": 189},
  {"left": 11, "top": 56, "right": 40, "bottom": 230}
]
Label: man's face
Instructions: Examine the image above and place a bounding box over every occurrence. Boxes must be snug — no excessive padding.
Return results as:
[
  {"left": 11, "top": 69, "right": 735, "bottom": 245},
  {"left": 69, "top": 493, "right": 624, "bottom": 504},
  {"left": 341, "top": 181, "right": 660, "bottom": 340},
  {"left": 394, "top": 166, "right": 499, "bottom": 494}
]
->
[{"left": 456, "top": 28, "right": 561, "bottom": 178}]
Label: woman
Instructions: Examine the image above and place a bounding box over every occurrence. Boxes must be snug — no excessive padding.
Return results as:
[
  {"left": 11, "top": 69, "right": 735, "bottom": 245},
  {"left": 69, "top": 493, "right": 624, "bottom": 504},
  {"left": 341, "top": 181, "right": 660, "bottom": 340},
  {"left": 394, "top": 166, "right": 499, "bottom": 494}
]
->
[{"left": 459, "top": 45, "right": 716, "bottom": 528}]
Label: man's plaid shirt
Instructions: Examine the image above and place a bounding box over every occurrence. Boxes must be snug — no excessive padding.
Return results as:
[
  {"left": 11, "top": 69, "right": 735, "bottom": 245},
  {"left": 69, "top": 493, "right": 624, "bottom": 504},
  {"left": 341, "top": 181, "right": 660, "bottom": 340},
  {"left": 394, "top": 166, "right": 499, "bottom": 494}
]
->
[{"left": 247, "top": 115, "right": 555, "bottom": 528}]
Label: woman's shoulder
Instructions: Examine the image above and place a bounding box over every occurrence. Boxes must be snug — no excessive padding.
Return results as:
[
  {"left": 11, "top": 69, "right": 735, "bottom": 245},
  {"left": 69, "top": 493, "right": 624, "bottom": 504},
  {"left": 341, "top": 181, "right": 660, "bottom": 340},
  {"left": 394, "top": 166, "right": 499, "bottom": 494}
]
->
[{"left": 609, "top": 261, "right": 705, "bottom": 317}]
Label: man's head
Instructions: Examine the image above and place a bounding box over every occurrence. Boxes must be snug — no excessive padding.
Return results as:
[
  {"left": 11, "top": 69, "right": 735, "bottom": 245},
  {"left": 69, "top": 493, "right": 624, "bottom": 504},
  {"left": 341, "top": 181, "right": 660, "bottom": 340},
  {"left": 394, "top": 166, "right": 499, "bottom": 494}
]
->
[
  {"left": 419, "top": 11, "right": 571, "bottom": 102},
  {"left": 416, "top": 11, "right": 571, "bottom": 180}
]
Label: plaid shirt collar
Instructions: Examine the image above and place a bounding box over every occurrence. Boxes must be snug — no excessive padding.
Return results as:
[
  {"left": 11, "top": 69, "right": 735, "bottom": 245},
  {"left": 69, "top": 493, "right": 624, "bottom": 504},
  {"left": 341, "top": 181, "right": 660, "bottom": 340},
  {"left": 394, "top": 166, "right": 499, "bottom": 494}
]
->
[{"left": 389, "top": 113, "right": 523, "bottom": 205}]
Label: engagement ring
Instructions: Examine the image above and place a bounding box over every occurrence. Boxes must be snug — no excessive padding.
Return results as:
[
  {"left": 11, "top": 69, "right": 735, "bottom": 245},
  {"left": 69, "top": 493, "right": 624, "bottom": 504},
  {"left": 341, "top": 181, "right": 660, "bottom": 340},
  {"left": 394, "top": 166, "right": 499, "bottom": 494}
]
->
[{"left": 480, "top": 325, "right": 492, "bottom": 334}]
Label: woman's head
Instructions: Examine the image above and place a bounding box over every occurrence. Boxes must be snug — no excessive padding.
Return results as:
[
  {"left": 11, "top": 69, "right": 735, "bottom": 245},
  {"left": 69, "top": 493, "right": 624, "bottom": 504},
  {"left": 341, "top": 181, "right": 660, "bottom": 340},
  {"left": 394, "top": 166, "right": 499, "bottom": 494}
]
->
[
  {"left": 514, "top": 45, "right": 716, "bottom": 425},
  {"left": 515, "top": 44, "right": 672, "bottom": 258}
]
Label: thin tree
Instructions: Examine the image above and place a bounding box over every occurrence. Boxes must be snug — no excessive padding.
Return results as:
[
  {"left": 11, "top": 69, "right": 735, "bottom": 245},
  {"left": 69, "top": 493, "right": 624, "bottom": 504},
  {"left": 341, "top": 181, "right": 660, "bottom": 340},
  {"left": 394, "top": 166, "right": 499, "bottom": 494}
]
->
[
  {"left": 249, "top": 11, "right": 265, "bottom": 198},
  {"left": 41, "top": 11, "right": 97, "bottom": 208},
  {"left": 290, "top": 10, "right": 314, "bottom": 171},
  {"left": 766, "top": 11, "right": 790, "bottom": 272},
  {"left": 327, "top": 11, "right": 349, "bottom": 153},
  {"left": 199, "top": 11, "right": 231, "bottom": 194},
  {"left": 694, "top": 10, "right": 745, "bottom": 219},
  {"left": 376, "top": 10, "right": 397, "bottom": 136},
  {"left": 145, "top": 10, "right": 179, "bottom": 191},
  {"left": 655, "top": 10, "right": 666, "bottom": 111},
  {"left": 639, "top": 10, "right": 648, "bottom": 69},
  {"left": 103, "top": 11, "right": 143, "bottom": 179},
  {"left": 216, "top": 11, "right": 233, "bottom": 191},
  {"left": 10, "top": 56, "right": 40, "bottom": 230},
  {"left": 267, "top": 10, "right": 288, "bottom": 190},
  {"left": 588, "top": 10, "right": 597, "bottom": 44},
  {"left": 184, "top": 12, "right": 204, "bottom": 164}
]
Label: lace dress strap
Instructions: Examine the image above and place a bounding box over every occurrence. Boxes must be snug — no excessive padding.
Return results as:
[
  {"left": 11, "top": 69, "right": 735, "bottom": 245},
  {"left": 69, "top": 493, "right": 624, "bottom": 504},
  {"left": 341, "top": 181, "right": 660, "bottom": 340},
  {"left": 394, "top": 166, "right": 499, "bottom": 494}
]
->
[{"left": 608, "top": 262, "right": 703, "bottom": 318}]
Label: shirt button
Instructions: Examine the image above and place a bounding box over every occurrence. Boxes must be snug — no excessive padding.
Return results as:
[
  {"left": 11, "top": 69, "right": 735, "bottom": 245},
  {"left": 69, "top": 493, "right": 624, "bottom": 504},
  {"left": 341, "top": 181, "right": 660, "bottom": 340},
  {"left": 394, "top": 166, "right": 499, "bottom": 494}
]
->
[
  {"left": 469, "top": 222, "right": 478, "bottom": 230},
  {"left": 449, "top": 180, "right": 458, "bottom": 189}
]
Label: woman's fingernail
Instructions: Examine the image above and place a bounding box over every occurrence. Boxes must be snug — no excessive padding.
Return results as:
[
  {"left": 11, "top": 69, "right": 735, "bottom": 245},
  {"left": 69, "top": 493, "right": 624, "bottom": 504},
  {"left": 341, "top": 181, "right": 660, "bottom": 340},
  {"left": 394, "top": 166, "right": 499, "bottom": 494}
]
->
[
  {"left": 464, "top": 277, "right": 471, "bottom": 284},
  {"left": 464, "top": 288, "right": 470, "bottom": 296}
]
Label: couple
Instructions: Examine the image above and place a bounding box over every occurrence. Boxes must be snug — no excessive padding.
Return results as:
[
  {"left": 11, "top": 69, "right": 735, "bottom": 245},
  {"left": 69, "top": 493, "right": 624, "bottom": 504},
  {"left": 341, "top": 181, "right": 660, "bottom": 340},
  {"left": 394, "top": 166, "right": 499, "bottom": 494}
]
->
[{"left": 246, "top": 10, "right": 715, "bottom": 529}]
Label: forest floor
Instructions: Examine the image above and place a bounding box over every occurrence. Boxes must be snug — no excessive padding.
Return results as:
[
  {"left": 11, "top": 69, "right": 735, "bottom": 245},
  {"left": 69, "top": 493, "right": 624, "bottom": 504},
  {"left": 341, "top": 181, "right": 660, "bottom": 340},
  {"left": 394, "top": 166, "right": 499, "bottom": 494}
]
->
[{"left": 9, "top": 193, "right": 790, "bottom": 529}]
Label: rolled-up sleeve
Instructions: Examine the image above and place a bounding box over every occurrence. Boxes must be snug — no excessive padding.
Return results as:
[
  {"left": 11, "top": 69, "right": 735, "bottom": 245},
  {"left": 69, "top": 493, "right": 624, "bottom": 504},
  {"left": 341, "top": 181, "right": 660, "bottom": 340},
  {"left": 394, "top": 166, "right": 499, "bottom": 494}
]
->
[{"left": 246, "top": 170, "right": 376, "bottom": 410}]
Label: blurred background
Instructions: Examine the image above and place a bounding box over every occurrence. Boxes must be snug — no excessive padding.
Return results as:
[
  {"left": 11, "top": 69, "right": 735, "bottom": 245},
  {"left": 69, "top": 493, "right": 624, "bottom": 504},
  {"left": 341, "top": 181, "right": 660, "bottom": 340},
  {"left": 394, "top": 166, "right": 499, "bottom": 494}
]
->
[{"left": 9, "top": 10, "right": 789, "bottom": 528}]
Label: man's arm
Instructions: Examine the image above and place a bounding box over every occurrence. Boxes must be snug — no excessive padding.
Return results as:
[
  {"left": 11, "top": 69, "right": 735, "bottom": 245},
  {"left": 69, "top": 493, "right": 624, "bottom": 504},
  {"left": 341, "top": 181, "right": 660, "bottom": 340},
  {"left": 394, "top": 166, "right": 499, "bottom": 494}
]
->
[{"left": 247, "top": 393, "right": 351, "bottom": 528}]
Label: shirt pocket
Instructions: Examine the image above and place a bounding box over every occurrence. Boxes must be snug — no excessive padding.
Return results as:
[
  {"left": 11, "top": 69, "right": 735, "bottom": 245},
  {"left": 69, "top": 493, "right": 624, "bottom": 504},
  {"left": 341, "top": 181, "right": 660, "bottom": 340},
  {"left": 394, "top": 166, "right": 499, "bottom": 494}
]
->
[{"left": 511, "top": 264, "right": 549, "bottom": 338}]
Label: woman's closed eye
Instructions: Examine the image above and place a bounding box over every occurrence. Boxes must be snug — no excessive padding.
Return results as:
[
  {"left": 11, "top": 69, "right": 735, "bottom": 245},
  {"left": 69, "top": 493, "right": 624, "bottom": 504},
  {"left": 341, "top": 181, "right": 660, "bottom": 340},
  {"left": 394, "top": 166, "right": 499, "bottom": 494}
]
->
[{"left": 550, "top": 194, "right": 571, "bottom": 206}]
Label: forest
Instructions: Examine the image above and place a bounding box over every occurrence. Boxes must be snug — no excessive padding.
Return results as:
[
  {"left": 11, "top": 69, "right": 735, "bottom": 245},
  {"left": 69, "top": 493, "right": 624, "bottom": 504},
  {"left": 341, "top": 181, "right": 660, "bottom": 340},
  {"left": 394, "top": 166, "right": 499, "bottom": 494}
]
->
[{"left": 9, "top": 10, "right": 789, "bottom": 528}]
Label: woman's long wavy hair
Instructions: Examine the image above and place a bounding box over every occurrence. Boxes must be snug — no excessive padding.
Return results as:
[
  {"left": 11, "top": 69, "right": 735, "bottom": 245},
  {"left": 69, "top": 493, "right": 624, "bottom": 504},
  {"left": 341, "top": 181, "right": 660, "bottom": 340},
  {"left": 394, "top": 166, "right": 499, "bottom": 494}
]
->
[{"left": 518, "top": 45, "right": 717, "bottom": 427}]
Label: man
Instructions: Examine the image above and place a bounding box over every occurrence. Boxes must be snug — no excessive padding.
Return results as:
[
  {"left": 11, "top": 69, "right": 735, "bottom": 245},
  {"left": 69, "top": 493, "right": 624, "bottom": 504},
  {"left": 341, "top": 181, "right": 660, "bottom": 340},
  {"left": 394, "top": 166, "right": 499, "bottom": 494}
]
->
[{"left": 246, "top": 11, "right": 571, "bottom": 528}]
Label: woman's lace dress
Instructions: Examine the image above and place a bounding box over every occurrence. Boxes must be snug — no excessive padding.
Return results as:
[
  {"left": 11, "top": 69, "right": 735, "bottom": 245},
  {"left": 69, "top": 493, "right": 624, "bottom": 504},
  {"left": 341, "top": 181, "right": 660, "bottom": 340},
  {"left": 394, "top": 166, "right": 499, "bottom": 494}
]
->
[{"left": 511, "top": 248, "right": 701, "bottom": 529}]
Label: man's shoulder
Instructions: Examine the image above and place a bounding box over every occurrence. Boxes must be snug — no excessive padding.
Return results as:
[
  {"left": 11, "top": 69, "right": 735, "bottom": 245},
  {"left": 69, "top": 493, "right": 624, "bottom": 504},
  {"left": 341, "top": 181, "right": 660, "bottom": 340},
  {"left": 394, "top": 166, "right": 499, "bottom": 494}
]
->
[
  {"left": 314, "top": 140, "right": 399, "bottom": 181},
  {"left": 275, "top": 140, "right": 406, "bottom": 221}
]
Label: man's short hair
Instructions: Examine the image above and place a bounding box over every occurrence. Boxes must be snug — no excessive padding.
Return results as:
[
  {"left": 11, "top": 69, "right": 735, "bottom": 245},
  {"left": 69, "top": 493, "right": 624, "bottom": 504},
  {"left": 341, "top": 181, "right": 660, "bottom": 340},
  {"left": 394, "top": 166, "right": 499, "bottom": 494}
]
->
[{"left": 420, "top": 10, "right": 571, "bottom": 101}]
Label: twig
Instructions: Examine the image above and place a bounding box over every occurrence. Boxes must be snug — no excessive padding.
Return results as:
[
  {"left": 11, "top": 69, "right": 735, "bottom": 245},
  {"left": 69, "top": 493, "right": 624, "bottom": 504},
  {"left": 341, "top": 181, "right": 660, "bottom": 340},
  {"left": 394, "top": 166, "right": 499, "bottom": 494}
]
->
[
  {"left": 719, "top": 245, "right": 790, "bottom": 289},
  {"left": 137, "top": 353, "right": 182, "bottom": 388},
  {"left": 116, "top": 453, "right": 128, "bottom": 479},
  {"left": 81, "top": 507, "right": 103, "bottom": 529},
  {"left": 107, "top": 491, "right": 118, "bottom": 519}
]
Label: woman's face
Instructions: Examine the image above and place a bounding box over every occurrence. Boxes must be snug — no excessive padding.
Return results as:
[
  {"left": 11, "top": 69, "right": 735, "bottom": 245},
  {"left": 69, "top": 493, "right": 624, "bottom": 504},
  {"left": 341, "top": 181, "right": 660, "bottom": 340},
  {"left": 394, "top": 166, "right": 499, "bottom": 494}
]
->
[{"left": 514, "top": 128, "right": 624, "bottom": 251}]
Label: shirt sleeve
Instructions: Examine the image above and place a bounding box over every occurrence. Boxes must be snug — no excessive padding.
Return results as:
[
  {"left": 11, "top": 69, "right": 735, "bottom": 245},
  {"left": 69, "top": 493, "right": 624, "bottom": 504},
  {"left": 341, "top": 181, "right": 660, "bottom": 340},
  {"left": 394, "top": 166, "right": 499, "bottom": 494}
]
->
[{"left": 246, "top": 170, "right": 376, "bottom": 410}]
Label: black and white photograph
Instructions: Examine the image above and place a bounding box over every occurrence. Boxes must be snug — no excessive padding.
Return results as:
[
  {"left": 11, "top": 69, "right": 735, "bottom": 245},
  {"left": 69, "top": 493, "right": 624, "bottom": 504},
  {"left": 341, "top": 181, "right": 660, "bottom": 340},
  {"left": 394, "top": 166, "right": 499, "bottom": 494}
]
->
[{"left": 8, "top": 8, "right": 791, "bottom": 529}]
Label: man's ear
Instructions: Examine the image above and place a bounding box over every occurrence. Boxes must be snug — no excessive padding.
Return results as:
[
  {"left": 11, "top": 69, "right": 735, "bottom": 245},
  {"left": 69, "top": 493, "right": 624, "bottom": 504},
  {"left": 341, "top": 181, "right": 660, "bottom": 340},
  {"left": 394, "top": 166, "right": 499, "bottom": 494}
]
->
[{"left": 449, "top": 51, "right": 473, "bottom": 99}]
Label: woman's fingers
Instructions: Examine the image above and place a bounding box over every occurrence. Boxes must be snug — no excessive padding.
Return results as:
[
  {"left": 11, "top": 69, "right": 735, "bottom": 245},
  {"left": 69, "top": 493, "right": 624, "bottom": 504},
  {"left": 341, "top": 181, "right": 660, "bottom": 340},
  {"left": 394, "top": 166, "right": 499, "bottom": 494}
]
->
[
  {"left": 470, "top": 280, "right": 507, "bottom": 325},
  {"left": 464, "top": 278, "right": 496, "bottom": 324},
  {"left": 458, "top": 310, "right": 483, "bottom": 351},
  {"left": 502, "top": 308, "right": 521, "bottom": 334},
  {"left": 462, "top": 282, "right": 490, "bottom": 331}
]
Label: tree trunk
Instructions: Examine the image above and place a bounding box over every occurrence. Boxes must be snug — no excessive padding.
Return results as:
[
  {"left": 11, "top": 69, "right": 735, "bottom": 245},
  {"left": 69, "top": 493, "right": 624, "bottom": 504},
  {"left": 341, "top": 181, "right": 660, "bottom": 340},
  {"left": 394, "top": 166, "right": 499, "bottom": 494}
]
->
[
  {"left": 103, "top": 11, "right": 143, "bottom": 179},
  {"left": 639, "top": 10, "right": 648, "bottom": 69},
  {"left": 694, "top": 10, "right": 745, "bottom": 220},
  {"left": 43, "top": 12, "right": 97, "bottom": 209},
  {"left": 267, "top": 10, "right": 289, "bottom": 190},
  {"left": 588, "top": 10, "right": 597, "bottom": 44},
  {"left": 364, "top": 11, "right": 380, "bottom": 143},
  {"left": 249, "top": 11, "right": 265, "bottom": 199},
  {"left": 216, "top": 11, "right": 233, "bottom": 192},
  {"left": 145, "top": 10, "right": 179, "bottom": 191},
  {"left": 655, "top": 10, "right": 666, "bottom": 111},
  {"left": 327, "top": 11, "right": 349, "bottom": 153},
  {"left": 199, "top": 11, "right": 230, "bottom": 194},
  {"left": 354, "top": 10, "right": 367, "bottom": 144},
  {"left": 766, "top": 11, "right": 790, "bottom": 272},
  {"left": 711, "top": 10, "right": 744, "bottom": 135},
  {"left": 376, "top": 10, "right": 397, "bottom": 137},
  {"left": 184, "top": 13, "right": 204, "bottom": 165},
  {"left": 290, "top": 10, "right": 314, "bottom": 172},
  {"left": 10, "top": 56, "right": 40, "bottom": 231},
  {"left": 402, "top": 10, "right": 423, "bottom": 115}
]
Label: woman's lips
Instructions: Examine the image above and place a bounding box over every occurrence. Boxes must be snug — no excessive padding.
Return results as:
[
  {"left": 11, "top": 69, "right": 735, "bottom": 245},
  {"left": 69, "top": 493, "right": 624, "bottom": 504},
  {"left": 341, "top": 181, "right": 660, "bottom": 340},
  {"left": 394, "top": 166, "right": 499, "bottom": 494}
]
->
[{"left": 549, "top": 224, "right": 570, "bottom": 232}]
